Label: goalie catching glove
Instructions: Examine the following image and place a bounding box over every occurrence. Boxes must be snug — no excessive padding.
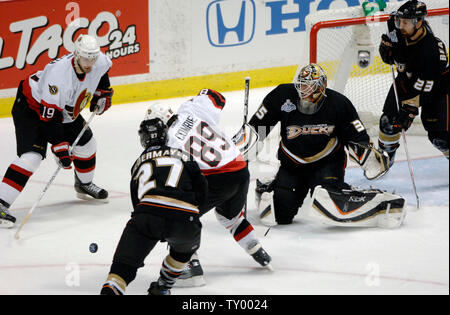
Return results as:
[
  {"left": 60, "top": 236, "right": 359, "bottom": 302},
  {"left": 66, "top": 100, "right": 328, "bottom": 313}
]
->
[{"left": 348, "top": 141, "right": 390, "bottom": 180}]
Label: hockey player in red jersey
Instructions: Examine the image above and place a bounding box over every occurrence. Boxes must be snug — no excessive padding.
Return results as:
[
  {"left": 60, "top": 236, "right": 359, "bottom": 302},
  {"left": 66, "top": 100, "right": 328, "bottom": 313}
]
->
[
  {"left": 248, "top": 64, "right": 405, "bottom": 228},
  {"left": 0, "top": 34, "right": 114, "bottom": 228},
  {"left": 150, "top": 89, "right": 272, "bottom": 287},
  {"left": 378, "top": 0, "right": 449, "bottom": 165}
]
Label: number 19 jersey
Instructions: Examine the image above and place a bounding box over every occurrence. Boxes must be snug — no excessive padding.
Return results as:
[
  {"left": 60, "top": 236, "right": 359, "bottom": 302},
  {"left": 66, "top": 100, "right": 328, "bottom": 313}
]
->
[{"left": 167, "top": 89, "right": 246, "bottom": 175}]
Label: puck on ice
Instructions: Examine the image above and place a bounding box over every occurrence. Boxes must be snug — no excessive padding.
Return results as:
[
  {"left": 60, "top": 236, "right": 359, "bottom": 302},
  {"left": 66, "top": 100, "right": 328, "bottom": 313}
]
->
[{"left": 89, "top": 243, "right": 98, "bottom": 253}]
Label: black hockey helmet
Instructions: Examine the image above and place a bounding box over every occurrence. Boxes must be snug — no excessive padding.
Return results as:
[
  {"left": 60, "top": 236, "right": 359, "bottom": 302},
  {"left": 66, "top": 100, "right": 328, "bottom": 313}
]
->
[
  {"left": 395, "top": 0, "right": 427, "bottom": 26},
  {"left": 138, "top": 118, "right": 168, "bottom": 148}
]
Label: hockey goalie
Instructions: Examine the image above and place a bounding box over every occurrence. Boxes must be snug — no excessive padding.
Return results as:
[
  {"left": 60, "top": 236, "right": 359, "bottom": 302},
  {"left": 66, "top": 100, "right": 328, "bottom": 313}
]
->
[{"left": 244, "top": 64, "right": 406, "bottom": 228}]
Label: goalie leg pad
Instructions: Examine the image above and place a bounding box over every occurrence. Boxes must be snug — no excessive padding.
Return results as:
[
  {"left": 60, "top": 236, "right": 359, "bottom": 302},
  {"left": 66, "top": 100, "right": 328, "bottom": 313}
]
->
[{"left": 308, "top": 185, "right": 406, "bottom": 228}]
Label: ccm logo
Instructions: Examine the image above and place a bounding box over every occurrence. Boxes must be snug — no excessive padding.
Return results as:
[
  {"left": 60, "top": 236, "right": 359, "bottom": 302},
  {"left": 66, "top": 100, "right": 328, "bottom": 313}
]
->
[{"left": 206, "top": 0, "right": 255, "bottom": 47}]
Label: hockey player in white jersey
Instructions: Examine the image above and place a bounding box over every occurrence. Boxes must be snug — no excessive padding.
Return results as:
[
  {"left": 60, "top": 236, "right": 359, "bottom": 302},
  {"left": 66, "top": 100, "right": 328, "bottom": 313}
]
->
[
  {"left": 0, "top": 34, "right": 114, "bottom": 228},
  {"left": 148, "top": 89, "right": 272, "bottom": 286}
]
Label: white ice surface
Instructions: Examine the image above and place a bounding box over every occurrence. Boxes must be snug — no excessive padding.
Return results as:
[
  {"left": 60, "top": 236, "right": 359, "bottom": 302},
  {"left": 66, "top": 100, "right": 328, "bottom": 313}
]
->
[{"left": 0, "top": 87, "right": 448, "bottom": 295}]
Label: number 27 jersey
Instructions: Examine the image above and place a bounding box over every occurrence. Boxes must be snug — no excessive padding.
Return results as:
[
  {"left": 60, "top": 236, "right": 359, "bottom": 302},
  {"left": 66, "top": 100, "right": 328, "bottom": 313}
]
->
[{"left": 167, "top": 90, "right": 246, "bottom": 175}]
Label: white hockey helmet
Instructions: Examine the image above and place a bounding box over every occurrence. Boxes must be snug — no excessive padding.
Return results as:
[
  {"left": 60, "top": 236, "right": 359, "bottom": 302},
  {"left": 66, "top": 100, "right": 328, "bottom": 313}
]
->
[
  {"left": 144, "top": 103, "right": 176, "bottom": 126},
  {"left": 293, "top": 63, "right": 327, "bottom": 115},
  {"left": 74, "top": 34, "right": 100, "bottom": 60}
]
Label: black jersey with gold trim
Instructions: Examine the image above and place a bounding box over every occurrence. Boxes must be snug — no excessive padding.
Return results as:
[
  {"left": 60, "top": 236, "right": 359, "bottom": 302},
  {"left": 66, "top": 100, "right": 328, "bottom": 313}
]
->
[
  {"left": 249, "top": 84, "right": 370, "bottom": 169},
  {"left": 130, "top": 144, "right": 207, "bottom": 220},
  {"left": 389, "top": 17, "right": 449, "bottom": 105}
]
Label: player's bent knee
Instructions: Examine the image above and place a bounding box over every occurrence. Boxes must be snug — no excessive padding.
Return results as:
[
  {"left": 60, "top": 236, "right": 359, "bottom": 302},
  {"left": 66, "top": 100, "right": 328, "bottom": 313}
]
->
[
  {"left": 72, "top": 136, "right": 97, "bottom": 158},
  {"left": 169, "top": 249, "right": 195, "bottom": 264},
  {"left": 19, "top": 151, "right": 43, "bottom": 172},
  {"left": 427, "top": 132, "right": 449, "bottom": 157}
]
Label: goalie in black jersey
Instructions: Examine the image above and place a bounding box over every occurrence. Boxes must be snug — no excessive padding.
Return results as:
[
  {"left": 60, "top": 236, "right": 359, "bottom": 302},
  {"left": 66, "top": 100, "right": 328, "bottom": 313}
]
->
[
  {"left": 248, "top": 64, "right": 405, "bottom": 228},
  {"left": 100, "top": 108, "right": 207, "bottom": 295},
  {"left": 378, "top": 0, "right": 449, "bottom": 165}
]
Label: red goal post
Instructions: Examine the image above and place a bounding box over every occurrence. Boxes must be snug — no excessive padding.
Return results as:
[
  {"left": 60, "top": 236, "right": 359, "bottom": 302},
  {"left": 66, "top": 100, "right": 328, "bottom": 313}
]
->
[{"left": 309, "top": 7, "right": 449, "bottom": 64}]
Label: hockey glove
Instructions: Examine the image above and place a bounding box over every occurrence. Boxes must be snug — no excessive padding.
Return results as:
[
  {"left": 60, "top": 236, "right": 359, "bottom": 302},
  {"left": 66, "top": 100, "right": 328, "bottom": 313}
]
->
[
  {"left": 231, "top": 123, "right": 259, "bottom": 160},
  {"left": 348, "top": 141, "right": 390, "bottom": 180},
  {"left": 51, "top": 142, "right": 73, "bottom": 169},
  {"left": 379, "top": 34, "right": 395, "bottom": 65},
  {"left": 90, "top": 88, "right": 114, "bottom": 115},
  {"left": 394, "top": 103, "right": 419, "bottom": 132}
]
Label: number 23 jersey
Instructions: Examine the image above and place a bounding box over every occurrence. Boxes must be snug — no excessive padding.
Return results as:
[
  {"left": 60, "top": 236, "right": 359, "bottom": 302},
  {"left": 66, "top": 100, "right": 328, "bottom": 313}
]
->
[{"left": 167, "top": 89, "right": 247, "bottom": 175}]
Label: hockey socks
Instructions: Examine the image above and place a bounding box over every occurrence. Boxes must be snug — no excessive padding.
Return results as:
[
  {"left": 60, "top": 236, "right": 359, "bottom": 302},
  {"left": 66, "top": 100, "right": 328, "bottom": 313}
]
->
[
  {"left": 100, "top": 273, "right": 127, "bottom": 295},
  {"left": 158, "top": 254, "right": 188, "bottom": 289},
  {"left": 101, "top": 255, "right": 188, "bottom": 295},
  {"left": 73, "top": 153, "right": 96, "bottom": 184},
  {"left": 215, "top": 210, "right": 256, "bottom": 248},
  {"left": 0, "top": 152, "right": 42, "bottom": 207}
]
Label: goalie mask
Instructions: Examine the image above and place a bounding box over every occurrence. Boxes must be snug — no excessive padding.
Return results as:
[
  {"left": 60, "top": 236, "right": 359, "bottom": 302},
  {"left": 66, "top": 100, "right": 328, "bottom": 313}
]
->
[{"left": 294, "top": 64, "right": 327, "bottom": 115}]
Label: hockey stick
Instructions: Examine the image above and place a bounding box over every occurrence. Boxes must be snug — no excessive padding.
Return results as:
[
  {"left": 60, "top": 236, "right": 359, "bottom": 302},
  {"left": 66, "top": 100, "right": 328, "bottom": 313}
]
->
[
  {"left": 243, "top": 77, "right": 250, "bottom": 125},
  {"left": 390, "top": 65, "right": 420, "bottom": 209},
  {"left": 14, "top": 110, "right": 98, "bottom": 239},
  {"left": 243, "top": 77, "right": 250, "bottom": 218}
]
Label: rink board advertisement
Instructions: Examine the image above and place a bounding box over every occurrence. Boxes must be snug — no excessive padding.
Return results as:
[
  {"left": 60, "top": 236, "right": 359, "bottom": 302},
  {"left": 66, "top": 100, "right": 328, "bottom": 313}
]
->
[
  {"left": 190, "top": 0, "right": 361, "bottom": 69},
  {"left": 0, "top": 0, "right": 149, "bottom": 90}
]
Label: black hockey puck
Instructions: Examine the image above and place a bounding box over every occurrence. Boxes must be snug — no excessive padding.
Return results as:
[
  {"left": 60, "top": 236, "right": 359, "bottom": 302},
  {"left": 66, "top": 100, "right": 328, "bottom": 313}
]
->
[{"left": 89, "top": 243, "right": 98, "bottom": 253}]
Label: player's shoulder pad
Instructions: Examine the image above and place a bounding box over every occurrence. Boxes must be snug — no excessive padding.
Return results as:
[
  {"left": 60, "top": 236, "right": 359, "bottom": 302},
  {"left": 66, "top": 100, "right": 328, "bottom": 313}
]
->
[
  {"left": 96, "top": 52, "right": 113, "bottom": 71},
  {"left": 197, "top": 89, "right": 226, "bottom": 110},
  {"left": 325, "top": 88, "right": 353, "bottom": 107}
]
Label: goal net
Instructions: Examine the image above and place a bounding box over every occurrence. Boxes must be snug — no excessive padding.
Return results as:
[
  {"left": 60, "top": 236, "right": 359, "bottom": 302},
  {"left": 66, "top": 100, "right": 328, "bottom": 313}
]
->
[{"left": 257, "top": 0, "right": 449, "bottom": 166}]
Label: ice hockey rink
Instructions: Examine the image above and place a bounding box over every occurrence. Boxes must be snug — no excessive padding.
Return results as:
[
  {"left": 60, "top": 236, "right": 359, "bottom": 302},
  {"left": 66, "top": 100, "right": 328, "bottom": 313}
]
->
[{"left": 0, "top": 86, "right": 448, "bottom": 295}]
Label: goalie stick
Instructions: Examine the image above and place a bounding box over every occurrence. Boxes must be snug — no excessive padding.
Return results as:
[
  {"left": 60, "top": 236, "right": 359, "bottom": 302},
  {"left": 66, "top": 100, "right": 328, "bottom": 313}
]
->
[
  {"left": 390, "top": 65, "right": 420, "bottom": 209},
  {"left": 15, "top": 110, "right": 98, "bottom": 240}
]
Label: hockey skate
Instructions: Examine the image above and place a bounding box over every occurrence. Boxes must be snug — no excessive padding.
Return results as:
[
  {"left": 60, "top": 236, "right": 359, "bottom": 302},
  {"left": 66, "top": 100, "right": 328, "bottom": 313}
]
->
[
  {"left": 74, "top": 174, "right": 109, "bottom": 203},
  {"left": 148, "top": 281, "right": 171, "bottom": 295},
  {"left": 173, "top": 253, "right": 206, "bottom": 287},
  {"left": 248, "top": 241, "right": 273, "bottom": 271},
  {"left": 0, "top": 201, "right": 16, "bottom": 228}
]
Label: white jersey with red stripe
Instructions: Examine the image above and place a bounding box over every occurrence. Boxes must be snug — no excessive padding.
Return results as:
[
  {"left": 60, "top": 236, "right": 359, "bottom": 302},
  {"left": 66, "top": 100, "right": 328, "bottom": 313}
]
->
[
  {"left": 23, "top": 52, "right": 112, "bottom": 123},
  {"left": 167, "top": 89, "right": 246, "bottom": 175}
]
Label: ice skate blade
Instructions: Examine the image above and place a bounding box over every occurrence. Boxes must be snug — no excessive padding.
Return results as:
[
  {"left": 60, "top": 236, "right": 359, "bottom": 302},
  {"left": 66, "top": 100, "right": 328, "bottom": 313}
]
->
[
  {"left": 172, "top": 276, "right": 206, "bottom": 288},
  {"left": 76, "top": 193, "right": 109, "bottom": 203}
]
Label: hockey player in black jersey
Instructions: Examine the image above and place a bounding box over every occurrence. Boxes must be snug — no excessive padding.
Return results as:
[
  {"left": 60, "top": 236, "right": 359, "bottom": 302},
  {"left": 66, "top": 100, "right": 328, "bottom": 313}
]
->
[
  {"left": 249, "top": 64, "right": 405, "bottom": 228},
  {"left": 378, "top": 0, "right": 449, "bottom": 165},
  {"left": 100, "top": 108, "right": 207, "bottom": 295}
]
